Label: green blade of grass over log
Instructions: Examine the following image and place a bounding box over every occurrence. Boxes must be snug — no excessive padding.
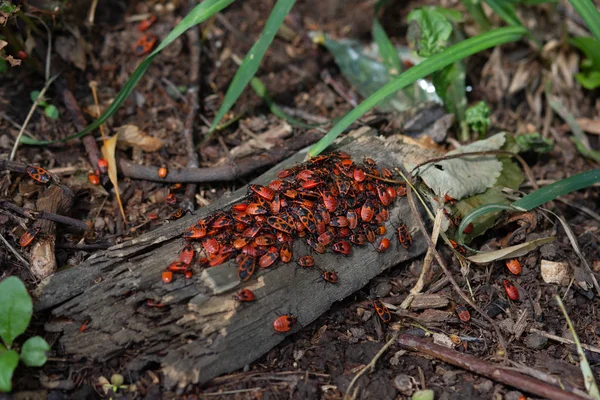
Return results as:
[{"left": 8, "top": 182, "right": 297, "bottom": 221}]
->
[
  {"left": 208, "top": 0, "right": 296, "bottom": 134},
  {"left": 457, "top": 169, "right": 600, "bottom": 245},
  {"left": 19, "top": 0, "right": 236, "bottom": 145},
  {"left": 307, "top": 26, "right": 527, "bottom": 157}
]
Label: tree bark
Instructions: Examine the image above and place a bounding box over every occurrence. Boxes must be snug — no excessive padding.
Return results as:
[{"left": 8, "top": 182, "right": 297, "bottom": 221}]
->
[{"left": 35, "top": 129, "right": 431, "bottom": 391}]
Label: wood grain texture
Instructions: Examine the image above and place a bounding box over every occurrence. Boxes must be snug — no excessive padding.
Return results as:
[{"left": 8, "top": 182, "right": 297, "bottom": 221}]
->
[{"left": 36, "top": 129, "right": 430, "bottom": 390}]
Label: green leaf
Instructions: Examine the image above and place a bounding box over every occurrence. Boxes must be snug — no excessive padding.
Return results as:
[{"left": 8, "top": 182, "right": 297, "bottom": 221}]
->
[
  {"left": 575, "top": 71, "right": 600, "bottom": 89},
  {"left": 0, "top": 58, "right": 8, "bottom": 74},
  {"left": 372, "top": 18, "right": 402, "bottom": 75},
  {"left": 0, "top": 277, "right": 33, "bottom": 348},
  {"left": 44, "top": 104, "right": 59, "bottom": 120},
  {"left": 29, "top": 90, "right": 47, "bottom": 107},
  {"left": 569, "top": 0, "right": 600, "bottom": 41},
  {"left": 0, "top": 350, "right": 19, "bottom": 392},
  {"left": 515, "top": 132, "right": 554, "bottom": 153},
  {"left": 209, "top": 0, "right": 296, "bottom": 133},
  {"left": 460, "top": 0, "right": 491, "bottom": 31},
  {"left": 458, "top": 169, "right": 600, "bottom": 244},
  {"left": 20, "top": 336, "right": 50, "bottom": 367},
  {"left": 308, "top": 26, "right": 527, "bottom": 157},
  {"left": 0, "top": 1, "right": 19, "bottom": 13},
  {"left": 483, "top": 0, "right": 524, "bottom": 27},
  {"left": 432, "top": 61, "right": 467, "bottom": 123},
  {"left": 465, "top": 101, "right": 491, "bottom": 136},
  {"left": 570, "top": 37, "right": 600, "bottom": 71},
  {"left": 0, "top": 344, "right": 5, "bottom": 353},
  {"left": 19, "top": 0, "right": 235, "bottom": 145},
  {"left": 407, "top": 7, "right": 453, "bottom": 57}
]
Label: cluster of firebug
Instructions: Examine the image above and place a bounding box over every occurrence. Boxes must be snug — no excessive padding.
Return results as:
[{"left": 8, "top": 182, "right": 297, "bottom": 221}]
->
[{"left": 163, "top": 152, "right": 413, "bottom": 331}]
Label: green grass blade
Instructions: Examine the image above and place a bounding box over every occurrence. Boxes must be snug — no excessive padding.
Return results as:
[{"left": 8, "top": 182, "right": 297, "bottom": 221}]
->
[
  {"left": 569, "top": 0, "right": 600, "bottom": 41},
  {"left": 208, "top": 0, "right": 296, "bottom": 133},
  {"left": 555, "top": 295, "right": 600, "bottom": 399},
  {"left": 483, "top": 0, "right": 524, "bottom": 28},
  {"left": 308, "top": 26, "right": 527, "bottom": 157},
  {"left": 512, "top": 169, "right": 600, "bottom": 210},
  {"left": 460, "top": 0, "right": 492, "bottom": 31},
  {"left": 20, "top": 0, "right": 235, "bottom": 145},
  {"left": 458, "top": 169, "right": 600, "bottom": 244},
  {"left": 249, "top": 77, "right": 324, "bottom": 128},
  {"left": 372, "top": 18, "right": 402, "bottom": 75}
]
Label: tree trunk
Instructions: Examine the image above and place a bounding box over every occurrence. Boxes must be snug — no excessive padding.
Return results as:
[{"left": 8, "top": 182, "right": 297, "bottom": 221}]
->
[{"left": 35, "top": 129, "right": 430, "bottom": 391}]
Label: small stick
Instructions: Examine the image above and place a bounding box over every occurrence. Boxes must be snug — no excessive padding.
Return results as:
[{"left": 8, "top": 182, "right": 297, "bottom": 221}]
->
[
  {"left": 406, "top": 183, "right": 507, "bottom": 351},
  {"left": 0, "top": 232, "right": 29, "bottom": 267},
  {"left": 0, "top": 201, "right": 88, "bottom": 231},
  {"left": 529, "top": 328, "right": 600, "bottom": 354},
  {"left": 181, "top": 6, "right": 202, "bottom": 212},
  {"left": 344, "top": 332, "right": 398, "bottom": 400},
  {"left": 397, "top": 334, "right": 589, "bottom": 400},
  {"left": 118, "top": 130, "right": 323, "bottom": 183}
]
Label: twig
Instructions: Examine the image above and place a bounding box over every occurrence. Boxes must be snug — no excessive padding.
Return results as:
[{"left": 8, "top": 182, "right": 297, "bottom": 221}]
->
[
  {"left": 10, "top": 74, "right": 59, "bottom": 160},
  {"left": 118, "top": 130, "right": 323, "bottom": 182},
  {"left": 0, "top": 232, "right": 29, "bottom": 267},
  {"left": 405, "top": 183, "right": 507, "bottom": 351},
  {"left": 59, "top": 83, "right": 103, "bottom": 172},
  {"left": 529, "top": 328, "right": 600, "bottom": 355},
  {"left": 0, "top": 111, "right": 37, "bottom": 140},
  {"left": 401, "top": 207, "right": 443, "bottom": 309},
  {"left": 86, "top": 0, "right": 98, "bottom": 26},
  {"left": 344, "top": 332, "right": 398, "bottom": 400},
  {"left": 396, "top": 334, "right": 590, "bottom": 400},
  {"left": 181, "top": 1, "right": 202, "bottom": 212},
  {"left": 0, "top": 201, "right": 88, "bottom": 231}
]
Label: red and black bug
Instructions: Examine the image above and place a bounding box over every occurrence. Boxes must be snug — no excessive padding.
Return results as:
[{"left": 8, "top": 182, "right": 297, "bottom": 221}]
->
[
  {"left": 321, "top": 270, "right": 339, "bottom": 284},
  {"left": 332, "top": 241, "right": 352, "bottom": 255},
  {"left": 97, "top": 158, "right": 109, "bottom": 174},
  {"left": 134, "top": 34, "right": 158, "bottom": 56},
  {"left": 20, "top": 226, "right": 41, "bottom": 247},
  {"left": 162, "top": 271, "right": 173, "bottom": 283},
  {"left": 273, "top": 315, "right": 297, "bottom": 333},
  {"left": 329, "top": 216, "right": 349, "bottom": 228},
  {"left": 317, "top": 230, "right": 335, "bottom": 246},
  {"left": 280, "top": 243, "right": 293, "bottom": 263},
  {"left": 202, "top": 238, "right": 220, "bottom": 254},
  {"left": 305, "top": 237, "right": 326, "bottom": 254},
  {"left": 372, "top": 299, "right": 391, "bottom": 323},
  {"left": 360, "top": 199, "right": 376, "bottom": 222},
  {"left": 377, "top": 238, "right": 390, "bottom": 253},
  {"left": 505, "top": 259, "right": 522, "bottom": 275},
  {"left": 396, "top": 222, "right": 412, "bottom": 250},
  {"left": 138, "top": 15, "right": 156, "bottom": 31},
  {"left": 249, "top": 184, "right": 275, "bottom": 201},
  {"left": 165, "top": 193, "right": 177, "bottom": 205},
  {"left": 259, "top": 246, "right": 279, "bottom": 268},
  {"left": 167, "top": 261, "right": 189, "bottom": 272},
  {"left": 26, "top": 165, "right": 51, "bottom": 183},
  {"left": 179, "top": 244, "right": 195, "bottom": 265},
  {"left": 455, "top": 304, "right": 470, "bottom": 322},
  {"left": 88, "top": 173, "right": 100, "bottom": 185},
  {"left": 238, "top": 256, "right": 256, "bottom": 282},
  {"left": 267, "top": 216, "right": 293, "bottom": 233},
  {"left": 233, "top": 289, "right": 255, "bottom": 302},
  {"left": 297, "top": 256, "right": 315, "bottom": 267},
  {"left": 503, "top": 279, "right": 519, "bottom": 301}
]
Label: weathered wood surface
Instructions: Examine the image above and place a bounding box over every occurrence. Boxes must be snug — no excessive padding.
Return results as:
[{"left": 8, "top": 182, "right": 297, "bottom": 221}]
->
[{"left": 36, "top": 130, "right": 430, "bottom": 390}]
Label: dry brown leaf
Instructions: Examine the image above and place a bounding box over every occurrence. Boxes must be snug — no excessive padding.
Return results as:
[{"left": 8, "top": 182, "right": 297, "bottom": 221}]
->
[
  {"left": 101, "top": 135, "right": 127, "bottom": 223},
  {"left": 116, "top": 125, "right": 164, "bottom": 152},
  {"left": 576, "top": 118, "right": 600, "bottom": 135},
  {"left": 55, "top": 35, "right": 86, "bottom": 71}
]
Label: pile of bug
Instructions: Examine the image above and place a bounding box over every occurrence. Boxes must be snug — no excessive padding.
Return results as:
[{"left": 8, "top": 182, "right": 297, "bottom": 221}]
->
[{"left": 161, "top": 152, "right": 413, "bottom": 330}]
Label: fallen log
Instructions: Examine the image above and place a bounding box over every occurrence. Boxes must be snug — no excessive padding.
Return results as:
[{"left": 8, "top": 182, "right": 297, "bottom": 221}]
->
[{"left": 35, "top": 129, "right": 431, "bottom": 391}]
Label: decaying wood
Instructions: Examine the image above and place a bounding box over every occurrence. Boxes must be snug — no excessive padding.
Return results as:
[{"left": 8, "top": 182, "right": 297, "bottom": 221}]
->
[
  {"left": 36, "top": 130, "right": 432, "bottom": 391},
  {"left": 30, "top": 184, "right": 74, "bottom": 279}
]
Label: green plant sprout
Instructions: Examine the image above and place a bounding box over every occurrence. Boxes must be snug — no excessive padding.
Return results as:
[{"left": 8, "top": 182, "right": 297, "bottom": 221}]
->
[
  {"left": 29, "top": 90, "right": 59, "bottom": 120},
  {"left": 465, "top": 101, "right": 491, "bottom": 137},
  {"left": 0, "top": 277, "right": 50, "bottom": 392}
]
